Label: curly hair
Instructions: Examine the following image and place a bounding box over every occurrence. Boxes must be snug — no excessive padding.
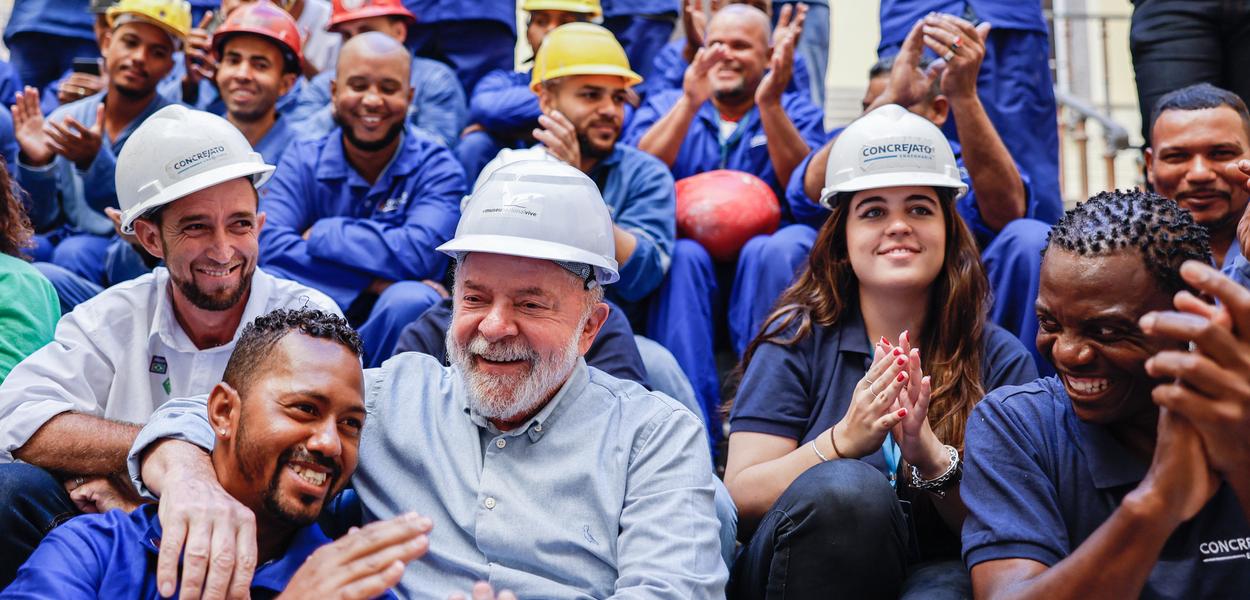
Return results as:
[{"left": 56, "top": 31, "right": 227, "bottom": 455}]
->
[
  {"left": 0, "top": 158, "right": 34, "bottom": 258},
  {"left": 1044, "top": 189, "right": 1212, "bottom": 295},
  {"left": 223, "top": 308, "right": 364, "bottom": 396}
]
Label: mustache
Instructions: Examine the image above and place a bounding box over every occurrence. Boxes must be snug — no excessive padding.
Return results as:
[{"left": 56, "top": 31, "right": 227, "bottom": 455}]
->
[
  {"left": 467, "top": 335, "right": 539, "bottom": 363},
  {"left": 281, "top": 445, "right": 342, "bottom": 482},
  {"left": 1177, "top": 188, "right": 1231, "bottom": 200}
]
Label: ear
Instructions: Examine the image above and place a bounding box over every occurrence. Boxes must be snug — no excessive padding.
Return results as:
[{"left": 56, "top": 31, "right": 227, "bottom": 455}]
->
[
  {"left": 393, "top": 20, "right": 408, "bottom": 41},
  {"left": 132, "top": 218, "right": 166, "bottom": 259},
  {"left": 100, "top": 29, "right": 113, "bottom": 54},
  {"left": 207, "top": 382, "right": 242, "bottom": 441},
  {"left": 577, "top": 300, "right": 610, "bottom": 356},
  {"left": 537, "top": 86, "right": 556, "bottom": 115},
  {"left": 255, "top": 211, "right": 266, "bottom": 235},
  {"left": 1144, "top": 147, "right": 1157, "bottom": 188},
  {"left": 928, "top": 95, "right": 949, "bottom": 128},
  {"left": 278, "top": 71, "right": 296, "bottom": 97},
  {"left": 329, "top": 77, "right": 337, "bottom": 102}
]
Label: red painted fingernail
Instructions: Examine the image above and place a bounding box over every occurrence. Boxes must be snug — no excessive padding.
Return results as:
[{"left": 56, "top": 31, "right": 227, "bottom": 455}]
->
[
  {"left": 897, "top": 408, "right": 908, "bottom": 418},
  {"left": 897, "top": 372, "right": 906, "bottom": 382},
  {"left": 896, "top": 356, "right": 906, "bottom": 365},
  {"left": 892, "top": 348, "right": 902, "bottom": 356},
  {"left": 881, "top": 336, "right": 891, "bottom": 346}
]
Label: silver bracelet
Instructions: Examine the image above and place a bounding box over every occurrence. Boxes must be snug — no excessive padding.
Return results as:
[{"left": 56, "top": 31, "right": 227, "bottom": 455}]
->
[
  {"left": 811, "top": 441, "right": 830, "bottom": 462},
  {"left": 909, "top": 444, "right": 961, "bottom": 498}
]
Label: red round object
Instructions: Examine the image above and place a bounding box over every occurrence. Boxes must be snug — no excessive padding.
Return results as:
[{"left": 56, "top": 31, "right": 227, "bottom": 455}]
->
[{"left": 675, "top": 169, "right": 781, "bottom": 262}]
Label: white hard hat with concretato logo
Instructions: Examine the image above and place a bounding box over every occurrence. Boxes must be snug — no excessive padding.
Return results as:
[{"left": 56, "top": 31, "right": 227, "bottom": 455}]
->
[
  {"left": 437, "top": 160, "right": 620, "bottom": 287},
  {"left": 116, "top": 105, "right": 276, "bottom": 234},
  {"left": 820, "top": 103, "right": 967, "bottom": 209}
]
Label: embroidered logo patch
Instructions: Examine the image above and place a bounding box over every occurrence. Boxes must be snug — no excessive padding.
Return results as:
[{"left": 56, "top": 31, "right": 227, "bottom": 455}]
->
[{"left": 149, "top": 355, "right": 168, "bottom": 375}]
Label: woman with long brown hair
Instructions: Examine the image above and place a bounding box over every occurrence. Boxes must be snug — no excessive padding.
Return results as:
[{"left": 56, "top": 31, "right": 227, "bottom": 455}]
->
[
  {"left": 723, "top": 105, "right": 1037, "bottom": 599},
  {"left": 0, "top": 157, "right": 60, "bottom": 379}
]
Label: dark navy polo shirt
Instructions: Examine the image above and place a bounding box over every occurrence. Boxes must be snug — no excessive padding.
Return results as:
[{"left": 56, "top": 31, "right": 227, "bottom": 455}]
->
[
  {"left": 730, "top": 308, "right": 1038, "bottom": 476},
  {"left": 962, "top": 376, "right": 1250, "bottom": 597}
]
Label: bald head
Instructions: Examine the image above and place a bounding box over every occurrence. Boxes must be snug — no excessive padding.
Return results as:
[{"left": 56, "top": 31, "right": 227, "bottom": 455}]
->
[
  {"left": 708, "top": 4, "right": 771, "bottom": 47},
  {"left": 336, "top": 31, "right": 411, "bottom": 83}
]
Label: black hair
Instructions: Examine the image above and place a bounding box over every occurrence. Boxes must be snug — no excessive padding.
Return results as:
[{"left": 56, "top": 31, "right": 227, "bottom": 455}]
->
[
  {"left": 223, "top": 308, "right": 363, "bottom": 395},
  {"left": 1044, "top": 189, "right": 1212, "bottom": 295},
  {"left": 1150, "top": 82, "right": 1250, "bottom": 140}
]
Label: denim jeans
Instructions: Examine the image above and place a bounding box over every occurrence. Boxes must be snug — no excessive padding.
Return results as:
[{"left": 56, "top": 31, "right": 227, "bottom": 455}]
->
[
  {"left": 0, "top": 463, "right": 79, "bottom": 586},
  {"left": 1131, "top": 0, "right": 1250, "bottom": 144},
  {"left": 728, "top": 459, "right": 970, "bottom": 600}
]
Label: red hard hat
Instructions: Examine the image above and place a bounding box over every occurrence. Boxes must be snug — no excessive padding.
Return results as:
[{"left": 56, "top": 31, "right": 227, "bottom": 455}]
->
[
  {"left": 675, "top": 170, "right": 781, "bottom": 262},
  {"left": 212, "top": 1, "right": 303, "bottom": 73},
  {"left": 328, "top": 0, "right": 415, "bottom": 32}
]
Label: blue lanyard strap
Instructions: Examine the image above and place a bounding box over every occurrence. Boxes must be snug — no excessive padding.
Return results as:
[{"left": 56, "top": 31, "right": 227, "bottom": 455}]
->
[{"left": 882, "top": 433, "right": 901, "bottom": 489}]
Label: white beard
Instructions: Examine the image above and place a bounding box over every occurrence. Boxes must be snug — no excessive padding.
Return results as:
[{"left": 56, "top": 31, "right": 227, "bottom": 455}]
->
[{"left": 447, "top": 313, "right": 586, "bottom": 423}]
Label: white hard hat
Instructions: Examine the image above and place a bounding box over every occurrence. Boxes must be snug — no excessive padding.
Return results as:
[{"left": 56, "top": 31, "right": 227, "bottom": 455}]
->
[
  {"left": 437, "top": 160, "right": 620, "bottom": 286},
  {"left": 116, "top": 105, "right": 275, "bottom": 234},
  {"left": 820, "top": 104, "right": 967, "bottom": 209}
]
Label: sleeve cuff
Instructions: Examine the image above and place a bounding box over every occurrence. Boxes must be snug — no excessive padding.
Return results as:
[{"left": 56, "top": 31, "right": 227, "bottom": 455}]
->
[
  {"left": 963, "top": 539, "right": 1062, "bottom": 570},
  {"left": 126, "top": 396, "right": 217, "bottom": 499}
]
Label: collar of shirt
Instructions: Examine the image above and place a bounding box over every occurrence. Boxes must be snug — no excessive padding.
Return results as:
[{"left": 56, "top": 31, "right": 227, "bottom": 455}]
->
[
  {"left": 696, "top": 99, "right": 759, "bottom": 148},
  {"left": 316, "top": 127, "right": 418, "bottom": 188},
  {"left": 136, "top": 503, "right": 333, "bottom": 593},
  {"left": 1223, "top": 236, "right": 1244, "bottom": 270},
  {"left": 147, "top": 266, "right": 278, "bottom": 351},
  {"left": 1058, "top": 380, "right": 1149, "bottom": 489},
  {"left": 835, "top": 305, "right": 874, "bottom": 359},
  {"left": 67, "top": 90, "right": 173, "bottom": 149},
  {"left": 464, "top": 358, "right": 588, "bottom": 443}
]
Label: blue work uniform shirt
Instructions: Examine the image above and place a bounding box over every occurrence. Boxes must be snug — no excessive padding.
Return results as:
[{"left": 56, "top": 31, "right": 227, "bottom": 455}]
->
[
  {"left": 476, "top": 144, "right": 676, "bottom": 302},
  {"left": 4, "top": 0, "right": 95, "bottom": 43},
  {"left": 730, "top": 309, "right": 1037, "bottom": 471},
  {"left": 19, "top": 91, "right": 176, "bottom": 236},
  {"left": 252, "top": 114, "right": 300, "bottom": 167},
  {"left": 962, "top": 376, "right": 1250, "bottom": 596},
  {"left": 130, "top": 356, "right": 729, "bottom": 598},
  {"left": 1226, "top": 253, "right": 1250, "bottom": 290},
  {"left": 400, "top": 0, "right": 515, "bottom": 31},
  {"left": 625, "top": 88, "right": 825, "bottom": 201},
  {"left": 785, "top": 129, "right": 1035, "bottom": 249},
  {"left": 467, "top": 68, "right": 539, "bottom": 134},
  {"left": 294, "top": 56, "right": 467, "bottom": 148},
  {"left": 0, "top": 505, "right": 391, "bottom": 599},
  {"left": 258, "top": 126, "right": 465, "bottom": 309},
  {"left": 601, "top": 0, "right": 678, "bottom": 16},
  {"left": 879, "top": 0, "right": 1048, "bottom": 51}
]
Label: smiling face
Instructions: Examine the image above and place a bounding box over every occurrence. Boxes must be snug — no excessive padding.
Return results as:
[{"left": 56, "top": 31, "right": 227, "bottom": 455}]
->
[
  {"left": 1035, "top": 249, "right": 1179, "bottom": 425},
  {"left": 845, "top": 185, "right": 947, "bottom": 295},
  {"left": 704, "top": 9, "right": 770, "bottom": 105},
  {"left": 133, "top": 177, "right": 264, "bottom": 312},
  {"left": 103, "top": 21, "right": 176, "bottom": 99},
  {"left": 215, "top": 34, "right": 295, "bottom": 123},
  {"left": 539, "top": 74, "right": 629, "bottom": 160},
  {"left": 446, "top": 253, "right": 606, "bottom": 425},
  {"left": 214, "top": 332, "right": 365, "bottom": 526},
  {"left": 1147, "top": 106, "right": 1250, "bottom": 236},
  {"left": 331, "top": 33, "right": 413, "bottom": 153}
]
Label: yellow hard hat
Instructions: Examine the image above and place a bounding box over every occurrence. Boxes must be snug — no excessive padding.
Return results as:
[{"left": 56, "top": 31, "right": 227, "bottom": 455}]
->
[
  {"left": 522, "top": 0, "right": 602, "bottom": 18},
  {"left": 107, "top": 0, "right": 192, "bottom": 43},
  {"left": 530, "top": 23, "right": 642, "bottom": 92}
]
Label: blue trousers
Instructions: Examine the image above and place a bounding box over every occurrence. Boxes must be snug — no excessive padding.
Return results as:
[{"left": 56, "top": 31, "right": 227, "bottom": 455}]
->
[
  {"left": 49, "top": 232, "right": 111, "bottom": 285},
  {"left": 5, "top": 33, "right": 100, "bottom": 94},
  {"left": 34, "top": 261, "right": 102, "bottom": 314},
  {"left": 409, "top": 21, "right": 515, "bottom": 97},
  {"left": 729, "top": 219, "right": 1052, "bottom": 374},
  {"left": 358, "top": 280, "right": 442, "bottom": 368},
  {"left": 645, "top": 239, "right": 722, "bottom": 442},
  {"left": 729, "top": 459, "right": 969, "bottom": 600},
  {"left": 0, "top": 463, "right": 78, "bottom": 586},
  {"left": 603, "top": 14, "right": 678, "bottom": 87},
  {"left": 456, "top": 130, "right": 507, "bottom": 185}
]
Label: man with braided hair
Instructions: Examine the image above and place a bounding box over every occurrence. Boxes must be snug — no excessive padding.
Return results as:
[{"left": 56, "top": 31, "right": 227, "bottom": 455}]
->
[{"left": 962, "top": 189, "right": 1250, "bottom": 598}]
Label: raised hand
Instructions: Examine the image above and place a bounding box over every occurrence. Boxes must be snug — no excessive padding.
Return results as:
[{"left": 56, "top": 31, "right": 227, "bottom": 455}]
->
[
  {"left": 756, "top": 3, "right": 807, "bottom": 107},
  {"left": 12, "top": 86, "right": 55, "bottom": 166},
  {"left": 278, "top": 513, "right": 432, "bottom": 600},
  {"left": 533, "top": 110, "right": 581, "bottom": 169},
  {"left": 45, "top": 104, "right": 104, "bottom": 170},
  {"left": 832, "top": 340, "right": 911, "bottom": 459},
  {"left": 183, "top": 12, "right": 218, "bottom": 86},
  {"left": 876, "top": 19, "right": 941, "bottom": 111},
  {"left": 57, "top": 71, "right": 106, "bottom": 104},
  {"left": 921, "top": 13, "right": 992, "bottom": 101},
  {"left": 884, "top": 332, "right": 949, "bottom": 478},
  {"left": 682, "top": 43, "right": 729, "bottom": 106}
]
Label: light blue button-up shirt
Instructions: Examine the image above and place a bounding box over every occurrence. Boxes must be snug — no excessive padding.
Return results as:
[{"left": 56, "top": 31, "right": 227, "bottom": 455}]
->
[{"left": 130, "top": 354, "right": 728, "bottom": 599}]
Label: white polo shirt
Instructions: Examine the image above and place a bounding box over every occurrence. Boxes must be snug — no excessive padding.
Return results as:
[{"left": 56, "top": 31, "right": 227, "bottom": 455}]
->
[{"left": 0, "top": 267, "right": 339, "bottom": 462}]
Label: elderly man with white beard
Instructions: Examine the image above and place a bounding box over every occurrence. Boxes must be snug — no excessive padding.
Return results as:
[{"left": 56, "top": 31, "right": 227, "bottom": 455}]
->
[{"left": 123, "top": 160, "right": 729, "bottom": 600}]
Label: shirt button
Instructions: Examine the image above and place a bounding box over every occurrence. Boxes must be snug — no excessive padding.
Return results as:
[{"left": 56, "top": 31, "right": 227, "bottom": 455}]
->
[
  {"left": 495, "top": 438, "right": 506, "bottom": 449},
  {"left": 534, "top": 424, "right": 543, "bottom": 433},
  {"left": 484, "top": 497, "right": 496, "bottom": 510}
]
